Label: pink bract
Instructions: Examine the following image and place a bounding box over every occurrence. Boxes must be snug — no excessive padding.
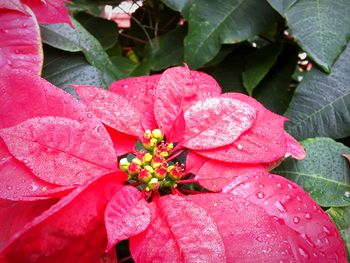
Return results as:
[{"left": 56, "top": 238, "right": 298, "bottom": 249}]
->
[
  {"left": 0, "top": 0, "right": 71, "bottom": 74},
  {"left": 0, "top": 68, "right": 345, "bottom": 262}
]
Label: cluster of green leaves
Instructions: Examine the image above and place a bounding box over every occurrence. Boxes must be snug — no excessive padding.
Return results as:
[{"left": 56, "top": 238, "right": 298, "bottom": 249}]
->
[{"left": 41, "top": 0, "right": 350, "bottom": 257}]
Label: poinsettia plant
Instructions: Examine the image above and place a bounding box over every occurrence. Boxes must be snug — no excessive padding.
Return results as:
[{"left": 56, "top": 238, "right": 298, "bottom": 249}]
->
[
  {"left": 1, "top": 0, "right": 350, "bottom": 262},
  {"left": 0, "top": 66, "right": 346, "bottom": 262}
]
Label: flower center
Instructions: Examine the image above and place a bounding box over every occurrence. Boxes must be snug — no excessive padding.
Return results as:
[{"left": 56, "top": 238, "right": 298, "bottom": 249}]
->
[{"left": 118, "top": 129, "right": 185, "bottom": 192}]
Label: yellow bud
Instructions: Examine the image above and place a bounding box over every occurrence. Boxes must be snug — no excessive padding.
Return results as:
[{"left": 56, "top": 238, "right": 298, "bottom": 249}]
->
[
  {"left": 167, "top": 143, "right": 174, "bottom": 150},
  {"left": 144, "top": 153, "right": 153, "bottom": 163},
  {"left": 167, "top": 165, "right": 174, "bottom": 172},
  {"left": 132, "top": 158, "right": 142, "bottom": 166},
  {"left": 144, "top": 165, "right": 154, "bottom": 173},
  {"left": 152, "top": 129, "right": 163, "bottom": 141},
  {"left": 119, "top": 157, "right": 130, "bottom": 172},
  {"left": 160, "top": 151, "right": 169, "bottom": 158}
]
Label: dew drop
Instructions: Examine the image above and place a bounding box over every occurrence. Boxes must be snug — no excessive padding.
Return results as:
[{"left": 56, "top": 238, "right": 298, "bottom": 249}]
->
[
  {"left": 23, "top": 159, "right": 29, "bottom": 164},
  {"left": 304, "top": 212, "right": 312, "bottom": 219},
  {"left": 275, "top": 201, "right": 287, "bottom": 212},
  {"left": 213, "top": 202, "right": 218, "bottom": 207},
  {"left": 228, "top": 196, "right": 233, "bottom": 201},
  {"left": 87, "top": 113, "right": 92, "bottom": 118},
  {"left": 255, "top": 236, "right": 263, "bottom": 242},
  {"left": 298, "top": 247, "right": 309, "bottom": 259},
  {"left": 344, "top": 191, "right": 350, "bottom": 198},
  {"left": 237, "top": 144, "right": 243, "bottom": 150},
  {"left": 323, "top": 226, "right": 331, "bottom": 235},
  {"left": 258, "top": 184, "right": 264, "bottom": 188},
  {"left": 256, "top": 192, "right": 265, "bottom": 199},
  {"left": 276, "top": 183, "right": 282, "bottom": 188},
  {"left": 286, "top": 194, "right": 291, "bottom": 200},
  {"left": 287, "top": 183, "right": 294, "bottom": 189},
  {"left": 6, "top": 185, "right": 12, "bottom": 190},
  {"left": 293, "top": 216, "right": 300, "bottom": 224},
  {"left": 85, "top": 108, "right": 90, "bottom": 112},
  {"left": 296, "top": 195, "right": 302, "bottom": 202},
  {"left": 79, "top": 116, "right": 84, "bottom": 121}
]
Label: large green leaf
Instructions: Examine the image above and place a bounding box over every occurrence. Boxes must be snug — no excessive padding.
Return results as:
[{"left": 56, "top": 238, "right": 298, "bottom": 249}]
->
[
  {"left": 184, "top": 0, "right": 278, "bottom": 68},
  {"left": 285, "top": 43, "right": 350, "bottom": 140},
  {"left": 144, "top": 26, "right": 186, "bottom": 71},
  {"left": 41, "top": 17, "right": 124, "bottom": 85},
  {"left": 254, "top": 43, "right": 297, "bottom": 115},
  {"left": 75, "top": 13, "right": 119, "bottom": 50},
  {"left": 42, "top": 47, "right": 104, "bottom": 95},
  {"left": 243, "top": 42, "right": 282, "bottom": 95},
  {"left": 213, "top": 45, "right": 255, "bottom": 94},
  {"left": 268, "top": 0, "right": 350, "bottom": 72},
  {"left": 110, "top": 56, "right": 150, "bottom": 77},
  {"left": 327, "top": 206, "right": 350, "bottom": 259},
  {"left": 274, "top": 138, "right": 350, "bottom": 207},
  {"left": 161, "top": 0, "right": 191, "bottom": 17}
]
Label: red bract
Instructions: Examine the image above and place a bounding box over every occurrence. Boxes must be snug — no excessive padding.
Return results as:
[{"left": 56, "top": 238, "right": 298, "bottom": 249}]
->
[
  {"left": 0, "top": 0, "right": 71, "bottom": 74},
  {"left": 0, "top": 68, "right": 346, "bottom": 262}
]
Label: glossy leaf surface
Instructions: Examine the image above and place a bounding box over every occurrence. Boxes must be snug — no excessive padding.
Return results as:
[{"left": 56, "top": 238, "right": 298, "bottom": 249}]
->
[
  {"left": 222, "top": 173, "right": 347, "bottom": 261},
  {"left": 268, "top": 0, "right": 350, "bottom": 72},
  {"left": 196, "top": 93, "right": 287, "bottom": 163},
  {"left": 0, "top": 117, "right": 117, "bottom": 186},
  {"left": 285, "top": 43, "right": 350, "bottom": 140},
  {"left": 76, "top": 85, "right": 144, "bottom": 138},
  {"left": 184, "top": 0, "right": 278, "bottom": 68},
  {"left": 0, "top": 173, "right": 126, "bottom": 263},
  {"left": 105, "top": 186, "right": 150, "bottom": 251},
  {"left": 0, "top": 8, "right": 42, "bottom": 74},
  {"left": 154, "top": 66, "right": 221, "bottom": 137},
  {"left": 130, "top": 195, "right": 226, "bottom": 262},
  {"left": 274, "top": 138, "right": 350, "bottom": 207},
  {"left": 195, "top": 160, "right": 266, "bottom": 192},
  {"left": 183, "top": 97, "right": 256, "bottom": 149}
]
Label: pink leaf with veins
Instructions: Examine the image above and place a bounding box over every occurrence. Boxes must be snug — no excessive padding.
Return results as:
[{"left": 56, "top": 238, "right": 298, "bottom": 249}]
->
[
  {"left": 0, "top": 117, "right": 117, "bottom": 186},
  {"left": 105, "top": 186, "right": 150, "bottom": 251},
  {"left": 196, "top": 93, "right": 287, "bottom": 163},
  {"left": 154, "top": 66, "right": 221, "bottom": 138},
  {"left": 195, "top": 159, "right": 266, "bottom": 192},
  {"left": 222, "top": 172, "right": 346, "bottom": 261},
  {"left": 21, "top": 0, "right": 72, "bottom": 26},
  {"left": 0, "top": 7, "right": 42, "bottom": 74},
  {"left": 110, "top": 74, "right": 160, "bottom": 131},
  {"left": 0, "top": 139, "right": 74, "bottom": 201},
  {"left": 76, "top": 85, "right": 144, "bottom": 138},
  {"left": 130, "top": 195, "right": 226, "bottom": 263},
  {"left": 183, "top": 97, "right": 256, "bottom": 149},
  {"left": 0, "top": 173, "right": 126, "bottom": 263}
]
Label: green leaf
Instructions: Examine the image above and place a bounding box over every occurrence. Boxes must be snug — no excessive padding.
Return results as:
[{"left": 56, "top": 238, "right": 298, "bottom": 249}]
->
[
  {"left": 41, "top": 17, "right": 125, "bottom": 85},
  {"left": 161, "top": 0, "right": 191, "bottom": 17},
  {"left": 66, "top": 0, "right": 101, "bottom": 16},
  {"left": 253, "top": 43, "right": 297, "bottom": 114},
  {"left": 285, "top": 43, "right": 350, "bottom": 140},
  {"left": 110, "top": 56, "right": 150, "bottom": 77},
  {"left": 268, "top": 0, "right": 350, "bottom": 72},
  {"left": 274, "top": 138, "right": 350, "bottom": 207},
  {"left": 75, "top": 13, "right": 119, "bottom": 50},
  {"left": 213, "top": 45, "right": 255, "bottom": 94},
  {"left": 42, "top": 46, "right": 104, "bottom": 95},
  {"left": 243, "top": 42, "right": 282, "bottom": 95},
  {"left": 144, "top": 26, "right": 186, "bottom": 71},
  {"left": 327, "top": 206, "right": 350, "bottom": 259},
  {"left": 184, "top": 0, "right": 278, "bottom": 68}
]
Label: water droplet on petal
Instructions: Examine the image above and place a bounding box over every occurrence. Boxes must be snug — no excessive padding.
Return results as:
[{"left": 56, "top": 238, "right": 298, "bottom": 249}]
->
[
  {"left": 304, "top": 212, "right": 312, "bottom": 219},
  {"left": 323, "top": 226, "right": 331, "bottom": 235},
  {"left": 87, "top": 113, "right": 92, "bottom": 118},
  {"left": 298, "top": 247, "right": 309, "bottom": 259},
  {"left": 293, "top": 216, "right": 300, "bottom": 224},
  {"left": 7, "top": 185, "right": 12, "bottom": 190},
  {"left": 275, "top": 201, "right": 287, "bottom": 212},
  {"left": 237, "top": 144, "right": 243, "bottom": 150},
  {"left": 256, "top": 192, "right": 265, "bottom": 199},
  {"left": 276, "top": 183, "right": 282, "bottom": 188}
]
